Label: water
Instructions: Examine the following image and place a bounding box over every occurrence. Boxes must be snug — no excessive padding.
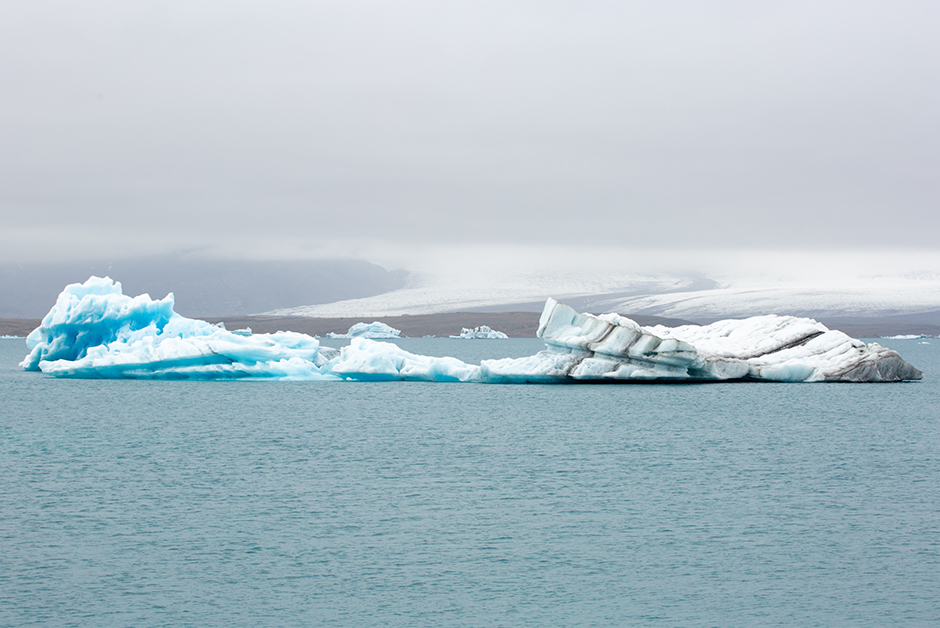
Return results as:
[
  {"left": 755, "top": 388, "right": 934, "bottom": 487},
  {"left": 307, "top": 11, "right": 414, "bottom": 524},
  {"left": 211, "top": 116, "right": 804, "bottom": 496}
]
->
[{"left": 2, "top": 337, "right": 938, "bottom": 627}]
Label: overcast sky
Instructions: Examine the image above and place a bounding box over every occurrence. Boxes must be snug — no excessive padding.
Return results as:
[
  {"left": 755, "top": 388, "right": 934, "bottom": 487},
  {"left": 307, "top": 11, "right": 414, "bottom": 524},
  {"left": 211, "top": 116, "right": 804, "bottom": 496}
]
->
[{"left": 1, "top": 0, "right": 938, "bottom": 265}]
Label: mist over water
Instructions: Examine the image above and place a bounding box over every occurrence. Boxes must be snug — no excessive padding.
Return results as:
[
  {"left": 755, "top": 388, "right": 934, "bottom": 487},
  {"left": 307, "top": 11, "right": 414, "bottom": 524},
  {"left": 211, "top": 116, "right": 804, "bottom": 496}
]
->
[{"left": 2, "top": 2, "right": 939, "bottom": 319}]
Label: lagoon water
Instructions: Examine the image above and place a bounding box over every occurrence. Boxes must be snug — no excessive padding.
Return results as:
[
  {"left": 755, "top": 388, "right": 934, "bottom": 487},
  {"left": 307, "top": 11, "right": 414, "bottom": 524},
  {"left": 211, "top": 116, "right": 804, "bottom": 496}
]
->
[{"left": 2, "top": 336, "right": 938, "bottom": 627}]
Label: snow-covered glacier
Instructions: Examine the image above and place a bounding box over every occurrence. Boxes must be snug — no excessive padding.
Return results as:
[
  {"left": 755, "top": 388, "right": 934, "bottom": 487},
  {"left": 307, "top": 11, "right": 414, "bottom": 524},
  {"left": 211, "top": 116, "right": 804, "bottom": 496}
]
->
[{"left": 21, "top": 278, "right": 922, "bottom": 383}]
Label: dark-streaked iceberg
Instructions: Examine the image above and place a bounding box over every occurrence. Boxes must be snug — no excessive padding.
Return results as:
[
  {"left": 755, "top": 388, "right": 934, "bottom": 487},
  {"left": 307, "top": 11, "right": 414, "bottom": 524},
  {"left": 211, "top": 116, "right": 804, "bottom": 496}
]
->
[
  {"left": 21, "top": 278, "right": 922, "bottom": 383},
  {"left": 482, "top": 298, "right": 923, "bottom": 383}
]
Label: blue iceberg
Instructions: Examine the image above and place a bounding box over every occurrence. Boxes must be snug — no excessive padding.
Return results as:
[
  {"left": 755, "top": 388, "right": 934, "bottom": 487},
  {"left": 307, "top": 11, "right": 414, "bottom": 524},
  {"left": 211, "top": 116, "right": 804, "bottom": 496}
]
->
[
  {"left": 20, "top": 277, "right": 337, "bottom": 380},
  {"left": 21, "top": 278, "right": 923, "bottom": 383}
]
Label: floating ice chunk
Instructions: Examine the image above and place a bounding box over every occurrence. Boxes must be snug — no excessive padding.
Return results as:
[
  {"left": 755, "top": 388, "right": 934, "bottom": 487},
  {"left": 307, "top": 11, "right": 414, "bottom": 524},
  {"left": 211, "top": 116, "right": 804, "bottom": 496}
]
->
[
  {"left": 450, "top": 325, "right": 509, "bottom": 339},
  {"left": 20, "top": 281, "right": 922, "bottom": 383},
  {"left": 327, "top": 321, "right": 401, "bottom": 339},
  {"left": 482, "top": 347, "right": 589, "bottom": 383},
  {"left": 330, "top": 338, "right": 480, "bottom": 382},
  {"left": 521, "top": 298, "right": 923, "bottom": 382},
  {"left": 881, "top": 334, "right": 925, "bottom": 340},
  {"left": 21, "top": 277, "right": 338, "bottom": 380}
]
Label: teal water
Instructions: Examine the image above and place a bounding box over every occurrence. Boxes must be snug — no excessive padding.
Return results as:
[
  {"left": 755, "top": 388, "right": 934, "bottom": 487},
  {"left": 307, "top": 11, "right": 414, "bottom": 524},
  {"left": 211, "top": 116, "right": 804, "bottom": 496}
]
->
[{"left": 1, "top": 337, "right": 938, "bottom": 627}]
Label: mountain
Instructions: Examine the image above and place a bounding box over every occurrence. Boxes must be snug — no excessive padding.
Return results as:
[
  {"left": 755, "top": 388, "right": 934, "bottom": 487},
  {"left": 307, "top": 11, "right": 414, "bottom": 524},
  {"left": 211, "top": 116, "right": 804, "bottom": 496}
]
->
[{"left": 0, "top": 257, "right": 407, "bottom": 318}]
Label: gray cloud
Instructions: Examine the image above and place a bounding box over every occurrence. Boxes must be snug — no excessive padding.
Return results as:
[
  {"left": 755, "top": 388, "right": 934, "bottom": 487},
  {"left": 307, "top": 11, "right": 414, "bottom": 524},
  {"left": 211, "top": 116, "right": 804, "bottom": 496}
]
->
[{"left": 1, "top": 0, "right": 938, "bottom": 261}]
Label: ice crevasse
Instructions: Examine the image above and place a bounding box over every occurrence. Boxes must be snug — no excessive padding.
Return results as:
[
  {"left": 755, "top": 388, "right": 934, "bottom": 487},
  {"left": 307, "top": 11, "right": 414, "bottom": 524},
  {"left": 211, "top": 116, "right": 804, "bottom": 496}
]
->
[{"left": 20, "top": 277, "right": 922, "bottom": 383}]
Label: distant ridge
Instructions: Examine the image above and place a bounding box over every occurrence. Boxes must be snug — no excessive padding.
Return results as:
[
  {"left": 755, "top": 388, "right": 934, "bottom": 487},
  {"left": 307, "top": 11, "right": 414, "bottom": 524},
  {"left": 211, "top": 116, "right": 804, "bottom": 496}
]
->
[{"left": 0, "top": 258, "right": 407, "bottom": 318}]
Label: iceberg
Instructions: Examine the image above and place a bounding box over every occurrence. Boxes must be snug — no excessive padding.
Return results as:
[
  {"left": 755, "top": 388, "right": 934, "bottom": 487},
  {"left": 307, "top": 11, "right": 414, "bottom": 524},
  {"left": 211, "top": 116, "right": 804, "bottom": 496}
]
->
[
  {"left": 450, "top": 325, "right": 509, "bottom": 339},
  {"left": 479, "top": 299, "right": 923, "bottom": 383},
  {"left": 331, "top": 337, "right": 479, "bottom": 382},
  {"left": 327, "top": 321, "right": 401, "bottom": 339},
  {"left": 20, "top": 277, "right": 339, "bottom": 380},
  {"left": 21, "top": 278, "right": 922, "bottom": 383}
]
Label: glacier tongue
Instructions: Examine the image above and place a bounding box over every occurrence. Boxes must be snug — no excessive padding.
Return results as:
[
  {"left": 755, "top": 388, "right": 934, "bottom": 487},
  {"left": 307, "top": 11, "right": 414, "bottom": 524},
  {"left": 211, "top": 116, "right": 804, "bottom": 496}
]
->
[{"left": 20, "top": 278, "right": 922, "bottom": 383}]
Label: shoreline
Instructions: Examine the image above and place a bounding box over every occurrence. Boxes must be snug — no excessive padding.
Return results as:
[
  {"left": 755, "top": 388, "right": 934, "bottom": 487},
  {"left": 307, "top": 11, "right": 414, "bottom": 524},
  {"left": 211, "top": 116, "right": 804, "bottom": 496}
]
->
[{"left": 3, "top": 312, "right": 939, "bottom": 339}]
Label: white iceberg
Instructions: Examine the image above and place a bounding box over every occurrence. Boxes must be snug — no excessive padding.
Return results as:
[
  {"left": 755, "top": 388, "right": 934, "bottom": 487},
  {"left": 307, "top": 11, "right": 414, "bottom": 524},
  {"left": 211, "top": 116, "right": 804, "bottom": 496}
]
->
[
  {"left": 331, "top": 337, "right": 479, "bottom": 382},
  {"left": 327, "top": 321, "right": 401, "bottom": 339},
  {"left": 450, "top": 325, "right": 509, "bottom": 339},
  {"left": 21, "top": 279, "right": 922, "bottom": 383},
  {"left": 480, "top": 299, "right": 923, "bottom": 383}
]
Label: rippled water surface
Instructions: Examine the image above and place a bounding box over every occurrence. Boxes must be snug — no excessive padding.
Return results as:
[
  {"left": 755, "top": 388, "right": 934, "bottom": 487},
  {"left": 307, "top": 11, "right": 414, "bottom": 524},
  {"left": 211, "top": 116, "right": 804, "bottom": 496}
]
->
[{"left": 2, "top": 337, "right": 938, "bottom": 627}]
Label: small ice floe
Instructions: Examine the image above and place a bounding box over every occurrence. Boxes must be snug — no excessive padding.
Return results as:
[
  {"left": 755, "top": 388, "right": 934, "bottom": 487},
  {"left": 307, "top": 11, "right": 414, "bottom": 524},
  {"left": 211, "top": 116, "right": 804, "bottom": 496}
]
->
[
  {"left": 450, "top": 325, "right": 509, "bottom": 339},
  {"left": 327, "top": 321, "right": 401, "bottom": 339}
]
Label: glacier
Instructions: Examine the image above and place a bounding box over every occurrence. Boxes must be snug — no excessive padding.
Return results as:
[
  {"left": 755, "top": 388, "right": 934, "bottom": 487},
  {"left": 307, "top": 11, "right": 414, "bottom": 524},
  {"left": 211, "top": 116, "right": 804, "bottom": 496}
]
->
[
  {"left": 327, "top": 321, "right": 401, "bottom": 339},
  {"left": 20, "top": 278, "right": 922, "bottom": 383},
  {"left": 450, "top": 325, "right": 509, "bottom": 339}
]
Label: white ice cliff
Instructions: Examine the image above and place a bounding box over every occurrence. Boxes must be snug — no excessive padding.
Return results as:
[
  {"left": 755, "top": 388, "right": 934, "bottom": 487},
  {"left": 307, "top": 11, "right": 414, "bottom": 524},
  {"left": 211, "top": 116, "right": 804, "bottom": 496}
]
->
[
  {"left": 21, "top": 278, "right": 922, "bottom": 383},
  {"left": 327, "top": 321, "right": 401, "bottom": 339},
  {"left": 450, "top": 325, "right": 509, "bottom": 339}
]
